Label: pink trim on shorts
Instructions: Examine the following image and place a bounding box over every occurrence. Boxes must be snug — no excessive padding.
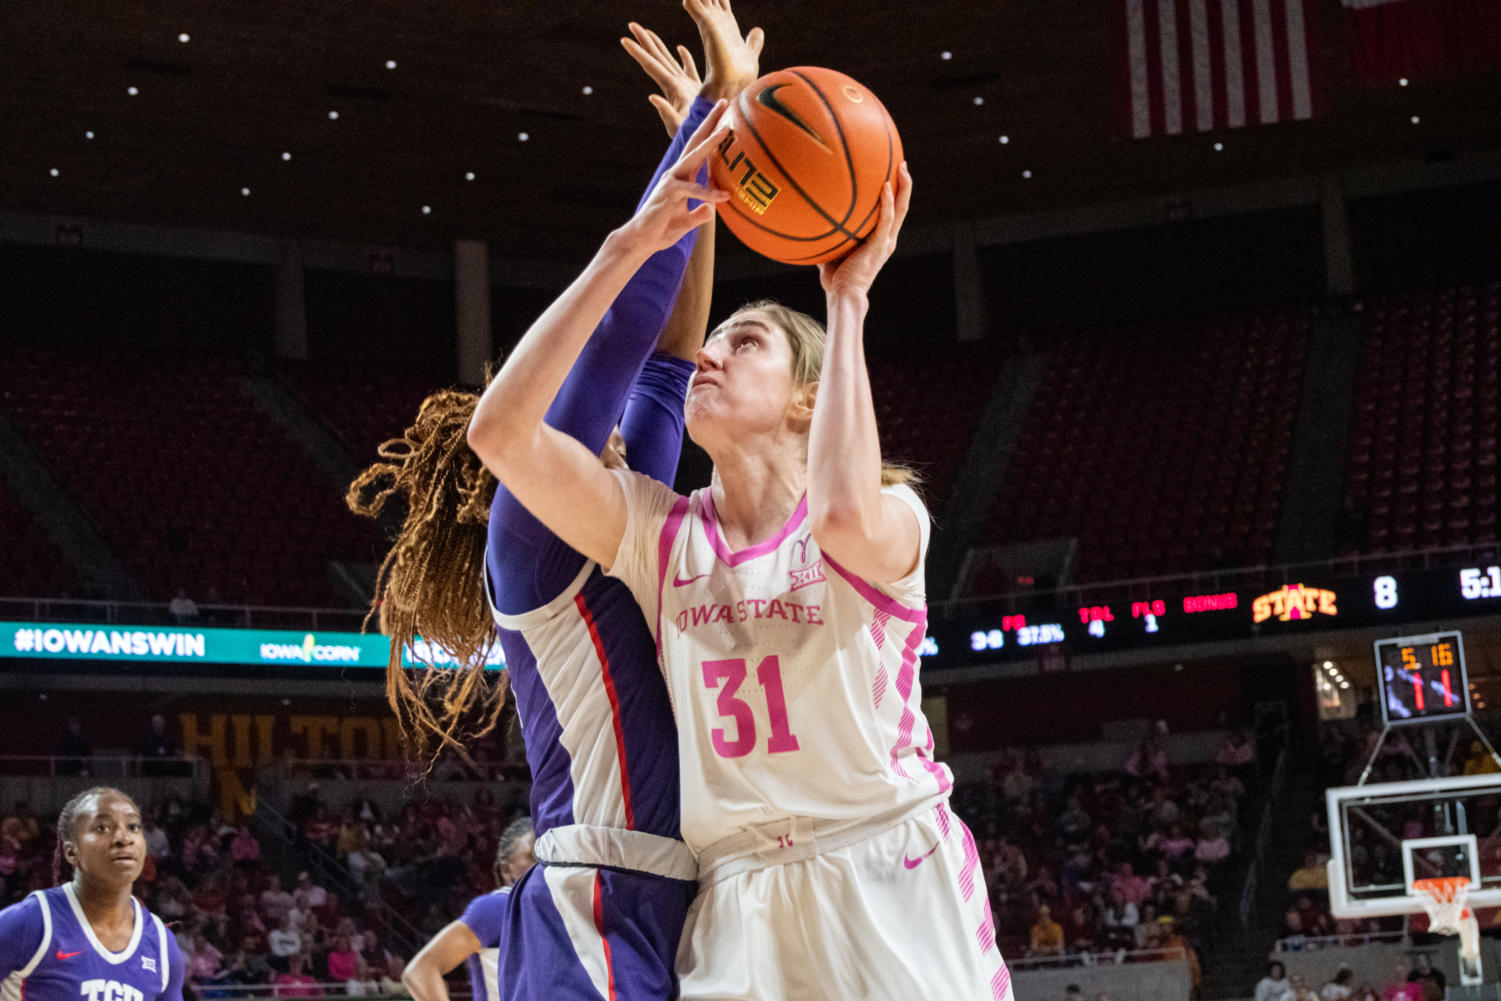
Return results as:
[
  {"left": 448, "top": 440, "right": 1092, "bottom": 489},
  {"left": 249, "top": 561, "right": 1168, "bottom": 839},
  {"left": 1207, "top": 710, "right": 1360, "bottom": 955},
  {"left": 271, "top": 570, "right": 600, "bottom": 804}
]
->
[
  {"left": 992, "top": 965, "right": 1011, "bottom": 1000},
  {"left": 822, "top": 554, "right": 926, "bottom": 624},
  {"left": 958, "top": 819, "right": 981, "bottom": 902},
  {"left": 654, "top": 496, "right": 692, "bottom": 656},
  {"left": 698, "top": 489, "right": 807, "bottom": 566}
]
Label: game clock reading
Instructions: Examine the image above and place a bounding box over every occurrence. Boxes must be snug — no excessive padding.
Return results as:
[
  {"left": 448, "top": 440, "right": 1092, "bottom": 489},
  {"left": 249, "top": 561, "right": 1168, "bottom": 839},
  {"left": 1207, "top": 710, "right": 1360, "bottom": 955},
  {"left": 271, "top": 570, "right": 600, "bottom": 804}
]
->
[{"left": 1376, "top": 631, "right": 1470, "bottom": 726}]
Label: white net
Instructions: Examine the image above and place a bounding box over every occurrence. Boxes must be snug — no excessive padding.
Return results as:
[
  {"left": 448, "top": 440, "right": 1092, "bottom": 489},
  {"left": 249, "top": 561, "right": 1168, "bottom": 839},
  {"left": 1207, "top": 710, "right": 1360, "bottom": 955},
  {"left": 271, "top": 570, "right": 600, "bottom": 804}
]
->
[{"left": 1414, "top": 876, "right": 1471, "bottom": 936}]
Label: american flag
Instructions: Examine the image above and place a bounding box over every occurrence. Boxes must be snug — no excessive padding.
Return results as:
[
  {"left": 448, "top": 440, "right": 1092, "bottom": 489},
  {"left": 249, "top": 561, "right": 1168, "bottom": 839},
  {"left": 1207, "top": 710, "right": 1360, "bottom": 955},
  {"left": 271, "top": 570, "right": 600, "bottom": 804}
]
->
[{"left": 1121, "top": 0, "right": 1321, "bottom": 139}]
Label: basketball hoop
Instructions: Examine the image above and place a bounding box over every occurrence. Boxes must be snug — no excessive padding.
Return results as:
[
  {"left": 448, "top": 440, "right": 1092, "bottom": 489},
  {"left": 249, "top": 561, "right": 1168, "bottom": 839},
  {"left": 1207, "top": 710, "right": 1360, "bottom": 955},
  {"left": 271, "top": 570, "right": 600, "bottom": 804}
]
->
[{"left": 1413, "top": 875, "right": 1472, "bottom": 935}]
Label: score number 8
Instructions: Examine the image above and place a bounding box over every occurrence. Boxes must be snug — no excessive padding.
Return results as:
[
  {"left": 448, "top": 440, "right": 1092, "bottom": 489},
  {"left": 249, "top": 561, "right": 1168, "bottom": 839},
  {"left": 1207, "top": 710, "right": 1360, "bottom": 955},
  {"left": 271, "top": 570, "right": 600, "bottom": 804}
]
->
[{"left": 1374, "top": 575, "right": 1398, "bottom": 610}]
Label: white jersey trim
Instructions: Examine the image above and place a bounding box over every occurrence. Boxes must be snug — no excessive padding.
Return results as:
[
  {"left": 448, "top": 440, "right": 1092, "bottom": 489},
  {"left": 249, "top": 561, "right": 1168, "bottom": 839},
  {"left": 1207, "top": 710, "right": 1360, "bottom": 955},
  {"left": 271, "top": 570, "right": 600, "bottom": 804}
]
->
[
  {"left": 152, "top": 912, "right": 170, "bottom": 993},
  {"left": 18, "top": 890, "right": 52, "bottom": 976},
  {"left": 535, "top": 824, "right": 697, "bottom": 881},
  {"left": 484, "top": 551, "right": 598, "bottom": 632},
  {"left": 63, "top": 882, "right": 142, "bottom": 964}
]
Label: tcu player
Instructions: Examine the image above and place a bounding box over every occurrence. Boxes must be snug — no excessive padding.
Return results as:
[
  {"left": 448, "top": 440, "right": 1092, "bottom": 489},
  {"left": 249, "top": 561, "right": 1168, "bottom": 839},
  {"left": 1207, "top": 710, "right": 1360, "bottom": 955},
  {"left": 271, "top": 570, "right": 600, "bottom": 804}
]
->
[
  {"left": 472, "top": 80, "right": 1010, "bottom": 1001},
  {"left": 402, "top": 818, "right": 535, "bottom": 1001},
  {"left": 0, "top": 788, "right": 184, "bottom": 1001},
  {"left": 350, "top": 5, "right": 763, "bottom": 999}
]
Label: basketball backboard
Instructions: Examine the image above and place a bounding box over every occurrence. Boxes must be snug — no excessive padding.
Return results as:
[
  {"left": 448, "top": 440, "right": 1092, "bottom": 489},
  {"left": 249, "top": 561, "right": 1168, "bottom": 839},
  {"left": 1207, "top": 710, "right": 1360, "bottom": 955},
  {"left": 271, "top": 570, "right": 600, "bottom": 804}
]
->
[{"left": 1327, "top": 773, "right": 1501, "bottom": 919}]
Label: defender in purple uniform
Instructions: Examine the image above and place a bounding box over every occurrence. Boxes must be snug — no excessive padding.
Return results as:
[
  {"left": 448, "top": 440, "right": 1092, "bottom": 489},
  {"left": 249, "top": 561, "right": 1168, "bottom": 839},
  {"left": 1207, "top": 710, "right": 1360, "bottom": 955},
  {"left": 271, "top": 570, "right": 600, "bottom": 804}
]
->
[
  {"left": 348, "top": 8, "right": 764, "bottom": 999},
  {"left": 0, "top": 788, "right": 184, "bottom": 1001}
]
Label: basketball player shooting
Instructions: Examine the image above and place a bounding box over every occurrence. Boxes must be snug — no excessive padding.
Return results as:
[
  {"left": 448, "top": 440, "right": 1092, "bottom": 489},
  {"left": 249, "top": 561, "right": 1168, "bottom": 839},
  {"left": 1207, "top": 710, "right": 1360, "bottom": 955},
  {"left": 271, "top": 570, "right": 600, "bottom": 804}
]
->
[{"left": 469, "top": 2, "right": 1011, "bottom": 995}]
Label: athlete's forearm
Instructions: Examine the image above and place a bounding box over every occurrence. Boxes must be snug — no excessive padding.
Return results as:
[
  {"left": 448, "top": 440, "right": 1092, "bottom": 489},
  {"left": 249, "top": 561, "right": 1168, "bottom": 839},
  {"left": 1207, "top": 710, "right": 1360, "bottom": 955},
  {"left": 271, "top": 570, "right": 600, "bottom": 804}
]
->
[
  {"left": 400, "top": 961, "right": 452, "bottom": 1001},
  {"left": 807, "top": 288, "right": 883, "bottom": 534}
]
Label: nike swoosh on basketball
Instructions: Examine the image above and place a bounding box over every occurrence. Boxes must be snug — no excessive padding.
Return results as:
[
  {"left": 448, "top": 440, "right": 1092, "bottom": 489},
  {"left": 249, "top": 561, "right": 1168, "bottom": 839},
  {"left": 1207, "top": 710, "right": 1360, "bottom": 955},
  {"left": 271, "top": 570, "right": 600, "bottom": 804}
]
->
[
  {"left": 755, "top": 84, "right": 829, "bottom": 148},
  {"left": 56, "top": 950, "right": 83, "bottom": 960},
  {"left": 672, "top": 571, "right": 710, "bottom": 587},
  {"left": 902, "top": 844, "right": 940, "bottom": 869}
]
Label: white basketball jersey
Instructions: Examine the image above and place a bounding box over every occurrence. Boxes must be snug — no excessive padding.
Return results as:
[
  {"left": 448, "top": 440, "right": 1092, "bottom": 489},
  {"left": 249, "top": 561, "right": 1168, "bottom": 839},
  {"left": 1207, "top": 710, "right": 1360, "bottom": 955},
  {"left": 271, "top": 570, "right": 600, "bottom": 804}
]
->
[{"left": 607, "top": 471, "right": 952, "bottom": 854}]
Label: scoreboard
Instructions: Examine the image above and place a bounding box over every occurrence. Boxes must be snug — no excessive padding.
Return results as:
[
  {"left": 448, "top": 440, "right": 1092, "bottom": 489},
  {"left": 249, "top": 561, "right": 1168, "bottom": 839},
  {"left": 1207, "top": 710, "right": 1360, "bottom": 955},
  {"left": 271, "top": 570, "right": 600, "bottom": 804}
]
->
[
  {"left": 925, "top": 561, "right": 1501, "bottom": 671},
  {"left": 1375, "top": 631, "right": 1469, "bottom": 725}
]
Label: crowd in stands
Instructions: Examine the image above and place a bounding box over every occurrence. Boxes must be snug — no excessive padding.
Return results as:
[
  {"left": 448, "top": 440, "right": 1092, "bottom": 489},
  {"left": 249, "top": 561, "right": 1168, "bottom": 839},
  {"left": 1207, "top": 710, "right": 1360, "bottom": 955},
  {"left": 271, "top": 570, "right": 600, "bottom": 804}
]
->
[
  {"left": 952, "top": 725, "right": 1260, "bottom": 994},
  {"left": 1, "top": 782, "right": 524, "bottom": 1000},
  {"left": 1255, "top": 955, "right": 1451, "bottom": 1001}
]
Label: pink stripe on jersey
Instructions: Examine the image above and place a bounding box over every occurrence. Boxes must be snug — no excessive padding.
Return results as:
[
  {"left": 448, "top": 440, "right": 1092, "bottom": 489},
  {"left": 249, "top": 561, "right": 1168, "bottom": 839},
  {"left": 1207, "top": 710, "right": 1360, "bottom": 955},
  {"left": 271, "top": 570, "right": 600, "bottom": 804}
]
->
[
  {"left": 654, "top": 496, "right": 692, "bottom": 656},
  {"left": 958, "top": 820, "right": 980, "bottom": 902},
  {"left": 871, "top": 664, "right": 888, "bottom": 710},
  {"left": 697, "top": 490, "right": 808, "bottom": 566},
  {"left": 935, "top": 801, "right": 952, "bottom": 839},
  {"left": 823, "top": 553, "right": 925, "bottom": 623},
  {"left": 917, "top": 727, "right": 954, "bottom": 795},
  {"left": 576, "top": 592, "right": 635, "bottom": 831},
  {"left": 888, "top": 626, "right": 925, "bottom": 779},
  {"left": 991, "top": 965, "right": 1011, "bottom": 1001},
  {"left": 976, "top": 894, "right": 997, "bottom": 952}
]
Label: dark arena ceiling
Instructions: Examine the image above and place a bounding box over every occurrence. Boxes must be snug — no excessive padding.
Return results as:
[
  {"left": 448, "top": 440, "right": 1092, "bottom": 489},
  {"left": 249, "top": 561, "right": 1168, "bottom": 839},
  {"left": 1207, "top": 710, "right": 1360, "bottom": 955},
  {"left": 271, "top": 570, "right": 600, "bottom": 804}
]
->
[{"left": 3, "top": 0, "right": 1500, "bottom": 261}]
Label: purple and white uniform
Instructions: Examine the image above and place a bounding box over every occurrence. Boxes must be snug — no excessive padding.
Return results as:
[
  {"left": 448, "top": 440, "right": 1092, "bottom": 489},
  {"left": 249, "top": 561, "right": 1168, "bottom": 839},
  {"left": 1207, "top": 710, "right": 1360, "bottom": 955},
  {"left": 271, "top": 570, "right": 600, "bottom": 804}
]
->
[
  {"left": 482, "top": 98, "right": 713, "bottom": 1001},
  {"left": 0, "top": 886, "right": 184, "bottom": 1001},
  {"left": 459, "top": 888, "right": 509, "bottom": 1001}
]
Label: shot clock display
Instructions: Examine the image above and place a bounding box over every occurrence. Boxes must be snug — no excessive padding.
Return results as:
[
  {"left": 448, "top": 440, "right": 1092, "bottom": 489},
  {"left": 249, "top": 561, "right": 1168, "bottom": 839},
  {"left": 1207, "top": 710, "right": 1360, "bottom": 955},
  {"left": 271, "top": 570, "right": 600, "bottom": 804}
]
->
[{"left": 1375, "top": 631, "right": 1469, "bottom": 726}]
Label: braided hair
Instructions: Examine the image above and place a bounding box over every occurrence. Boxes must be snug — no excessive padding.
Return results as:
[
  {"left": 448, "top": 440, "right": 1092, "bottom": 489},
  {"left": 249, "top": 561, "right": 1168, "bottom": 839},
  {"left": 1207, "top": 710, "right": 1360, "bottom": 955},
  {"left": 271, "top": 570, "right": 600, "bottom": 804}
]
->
[
  {"left": 494, "top": 815, "right": 534, "bottom": 887},
  {"left": 347, "top": 388, "right": 506, "bottom": 763},
  {"left": 52, "top": 786, "right": 134, "bottom": 884}
]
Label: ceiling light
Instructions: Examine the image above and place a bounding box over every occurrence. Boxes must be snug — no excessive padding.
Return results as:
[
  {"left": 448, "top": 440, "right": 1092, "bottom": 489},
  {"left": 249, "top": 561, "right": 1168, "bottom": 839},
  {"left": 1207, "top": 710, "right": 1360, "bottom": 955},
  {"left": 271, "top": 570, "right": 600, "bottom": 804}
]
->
[
  {"left": 1213, "top": 141, "right": 1224, "bottom": 151},
  {"left": 1339, "top": 681, "right": 1350, "bottom": 689},
  {"left": 1411, "top": 115, "right": 1421, "bottom": 124},
  {"left": 385, "top": 59, "right": 398, "bottom": 70},
  {"left": 1021, "top": 169, "right": 1032, "bottom": 179},
  {"left": 240, "top": 187, "right": 251, "bottom": 196},
  {"left": 973, "top": 96, "right": 984, "bottom": 106},
  {"left": 281, "top": 151, "right": 291, "bottom": 161},
  {"left": 940, "top": 51, "right": 953, "bottom": 61},
  {"left": 518, "top": 132, "right": 530, "bottom": 141},
  {"left": 421, "top": 205, "right": 432, "bottom": 215},
  {"left": 178, "top": 33, "right": 190, "bottom": 43},
  {"left": 49, "top": 168, "right": 59, "bottom": 177},
  {"left": 465, "top": 171, "right": 475, "bottom": 181},
  {"left": 328, "top": 110, "right": 340, "bottom": 120},
  {"left": 84, "top": 130, "right": 95, "bottom": 140},
  {"left": 998, "top": 135, "right": 1010, "bottom": 144},
  {"left": 127, "top": 86, "right": 139, "bottom": 96},
  {"left": 1324, "top": 661, "right": 1333, "bottom": 669},
  {"left": 1399, "top": 77, "right": 1409, "bottom": 87},
  {"left": 581, "top": 85, "right": 593, "bottom": 96}
]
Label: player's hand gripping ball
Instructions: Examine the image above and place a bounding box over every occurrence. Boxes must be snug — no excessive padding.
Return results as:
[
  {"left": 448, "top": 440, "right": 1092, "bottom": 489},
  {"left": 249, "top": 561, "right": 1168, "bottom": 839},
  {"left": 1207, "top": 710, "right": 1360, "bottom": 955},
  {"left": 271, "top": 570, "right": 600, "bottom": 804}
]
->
[{"left": 708, "top": 66, "right": 903, "bottom": 266}]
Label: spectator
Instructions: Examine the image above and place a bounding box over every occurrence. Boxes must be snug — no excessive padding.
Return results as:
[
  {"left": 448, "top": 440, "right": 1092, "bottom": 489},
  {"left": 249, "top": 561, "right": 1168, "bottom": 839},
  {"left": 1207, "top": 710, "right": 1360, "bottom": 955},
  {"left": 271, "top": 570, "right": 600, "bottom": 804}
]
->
[
  {"left": 294, "top": 870, "right": 329, "bottom": 913},
  {"left": 1383, "top": 963, "right": 1422, "bottom": 1001},
  {"left": 1195, "top": 825, "right": 1232, "bottom": 865},
  {"left": 268, "top": 913, "right": 302, "bottom": 971},
  {"left": 326, "top": 934, "right": 361, "bottom": 983},
  {"left": 217, "top": 937, "right": 273, "bottom": 987},
  {"left": 1112, "top": 861, "right": 1151, "bottom": 906},
  {"left": 138, "top": 714, "right": 181, "bottom": 776},
  {"left": 57, "top": 716, "right": 93, "bottom": 775},
  {"left": 1407, "top": 954, "right": 1445, "bottom": 1001},
  {"left": 1288, "top": 974, "right": 1317, "bottom": 1001},
  {"left": 1158, "top": 917, "right": 1201, "bottom": 997},
  {"left": 1029, "top": 903, "right": 1065, "bottom": 957},
  {"left": 1321, "top": 965, "right": 1355, "bottom": 1001},
  {"left": 261, "top": 873, "right": 295, "bottom": 925},
  {"left": 273, "top": 953, "right": 324, "bottom": 1000},
  {"left": 143, "top": 815, "right": 171, "bottom": 862},
  {"left": 184, "top": 930, "right": 224, "bottom": 989},
  {"left": 1125, "top": 735, "right": 1169, "bottom": 782},
  {"left": 1065, "top": 986, "right": 1082, "bottom": 1001},
  {"left": 1101, "top": 887, "right": 1139, "bottom": 951},
  {"left": 1257, "top": 961, "right": 1295, "bottom": 1001},
  {"left": 346, "top": 832, "right": 387, "bottom": 896},
  {"left": 169, "top": 588, "right": 200, "bottom": 624},
  {"left": 230, "top": 825, "right": 261, "bottom": 867},
  {"left": 1288, "top": 852, "right": 1328, "bottom": 891},
  {"left": 1462, "top": 741, "right": 1500, "bottom": 775}
]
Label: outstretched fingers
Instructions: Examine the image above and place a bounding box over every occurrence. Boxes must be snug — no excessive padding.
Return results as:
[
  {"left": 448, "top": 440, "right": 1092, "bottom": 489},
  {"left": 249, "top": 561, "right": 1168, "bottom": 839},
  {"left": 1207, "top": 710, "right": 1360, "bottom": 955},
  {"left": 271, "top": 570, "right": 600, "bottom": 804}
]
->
[{"left": 671, "top": 99, "right": 730, "bottom": 178}]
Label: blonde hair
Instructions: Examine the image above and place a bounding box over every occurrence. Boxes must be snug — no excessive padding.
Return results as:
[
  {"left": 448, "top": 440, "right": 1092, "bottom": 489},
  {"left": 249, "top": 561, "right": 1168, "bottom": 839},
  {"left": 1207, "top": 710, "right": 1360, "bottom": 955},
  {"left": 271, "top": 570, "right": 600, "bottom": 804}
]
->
[
  {"left": 731, "top": 299, "right": 921, "bottom": 489},
  {"left": 345, "top": 388, "right": 506, "bottom": 762}
]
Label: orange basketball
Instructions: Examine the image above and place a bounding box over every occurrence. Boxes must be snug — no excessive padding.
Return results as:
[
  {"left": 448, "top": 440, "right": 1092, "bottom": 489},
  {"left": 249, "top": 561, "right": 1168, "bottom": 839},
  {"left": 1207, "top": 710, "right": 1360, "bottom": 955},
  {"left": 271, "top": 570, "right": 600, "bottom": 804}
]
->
[{"left": 708, "top": 66, "right": 903, "bottom": 266}]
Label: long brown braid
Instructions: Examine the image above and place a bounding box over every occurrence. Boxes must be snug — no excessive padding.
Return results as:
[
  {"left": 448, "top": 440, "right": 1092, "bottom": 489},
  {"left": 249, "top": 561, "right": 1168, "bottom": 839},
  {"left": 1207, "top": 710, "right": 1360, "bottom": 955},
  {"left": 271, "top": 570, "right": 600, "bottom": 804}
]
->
[{"left": 346, "top": 388, "right": 507, "bottom": 761}]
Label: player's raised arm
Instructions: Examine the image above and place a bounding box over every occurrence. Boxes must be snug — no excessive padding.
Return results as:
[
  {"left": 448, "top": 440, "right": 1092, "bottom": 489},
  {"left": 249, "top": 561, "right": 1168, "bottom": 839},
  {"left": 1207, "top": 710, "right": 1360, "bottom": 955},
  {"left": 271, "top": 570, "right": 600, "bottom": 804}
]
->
[
  {"left": 467, "top": 104, "right": 730, "bottom": 569},
  {"left": 806, "top": 163, "right": 920, "bottom": 584}
]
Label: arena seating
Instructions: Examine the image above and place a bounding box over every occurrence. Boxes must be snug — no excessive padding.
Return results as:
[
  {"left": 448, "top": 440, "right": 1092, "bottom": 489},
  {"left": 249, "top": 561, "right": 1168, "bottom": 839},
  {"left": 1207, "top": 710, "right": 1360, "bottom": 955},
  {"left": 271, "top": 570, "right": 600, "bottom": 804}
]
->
[
  {"left": 0, "top": 346, "right": 379, "bottom": 606},
  {"left": 280, "top": 362, "right": 442, "bottom": 468},
  {"left": 1342, "top": 280, "right": 1501, "bottom": 553},
  {"left": 868, "top": 342, "right": 1001, "bottom": 511},
  {"left": 0, "top": 483, "right": 75, "bottom": 597},
  {"left": 984, "top": 307, "right": 1310, "bottom": 583}
]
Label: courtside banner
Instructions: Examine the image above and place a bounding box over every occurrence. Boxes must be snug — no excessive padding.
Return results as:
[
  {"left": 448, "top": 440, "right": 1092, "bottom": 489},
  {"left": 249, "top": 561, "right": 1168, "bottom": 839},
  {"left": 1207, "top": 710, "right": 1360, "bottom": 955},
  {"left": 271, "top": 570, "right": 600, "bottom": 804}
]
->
[{"left": 2, "top": 621, "right": 504, "bottom": 671}]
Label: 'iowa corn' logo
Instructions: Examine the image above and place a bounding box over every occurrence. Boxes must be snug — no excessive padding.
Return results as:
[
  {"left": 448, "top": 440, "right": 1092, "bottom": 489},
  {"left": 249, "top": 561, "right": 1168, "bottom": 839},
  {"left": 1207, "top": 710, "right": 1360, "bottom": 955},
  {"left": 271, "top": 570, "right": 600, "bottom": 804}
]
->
[{"left": 1252, "top": 584, "right": 1338, "bottom": 624}]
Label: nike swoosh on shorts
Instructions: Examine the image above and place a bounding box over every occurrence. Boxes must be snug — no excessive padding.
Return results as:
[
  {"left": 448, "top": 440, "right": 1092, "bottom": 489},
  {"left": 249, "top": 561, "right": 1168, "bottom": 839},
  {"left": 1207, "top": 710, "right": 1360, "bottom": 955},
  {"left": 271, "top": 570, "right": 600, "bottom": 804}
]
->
[{"left": 903, "top": 843, "right": 940, "bottom": 869}]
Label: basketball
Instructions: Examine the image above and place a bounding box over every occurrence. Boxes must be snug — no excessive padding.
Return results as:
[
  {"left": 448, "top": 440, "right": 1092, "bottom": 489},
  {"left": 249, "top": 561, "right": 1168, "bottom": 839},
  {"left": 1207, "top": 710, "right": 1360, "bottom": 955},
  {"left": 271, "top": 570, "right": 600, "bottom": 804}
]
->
[{"left": 708, "top": 66, "right": 903, "bottom": 266}]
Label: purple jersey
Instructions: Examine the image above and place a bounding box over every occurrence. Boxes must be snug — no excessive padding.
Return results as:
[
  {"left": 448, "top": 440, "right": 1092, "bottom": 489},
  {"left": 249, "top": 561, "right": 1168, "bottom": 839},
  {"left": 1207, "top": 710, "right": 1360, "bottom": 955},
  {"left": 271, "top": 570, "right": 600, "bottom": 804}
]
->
[
  {"left": 0, "top": 886, "right": 184, "bottom": 1001},
  {"left": 459, "top": 888, "right": 509, "bottom": 1001}
]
